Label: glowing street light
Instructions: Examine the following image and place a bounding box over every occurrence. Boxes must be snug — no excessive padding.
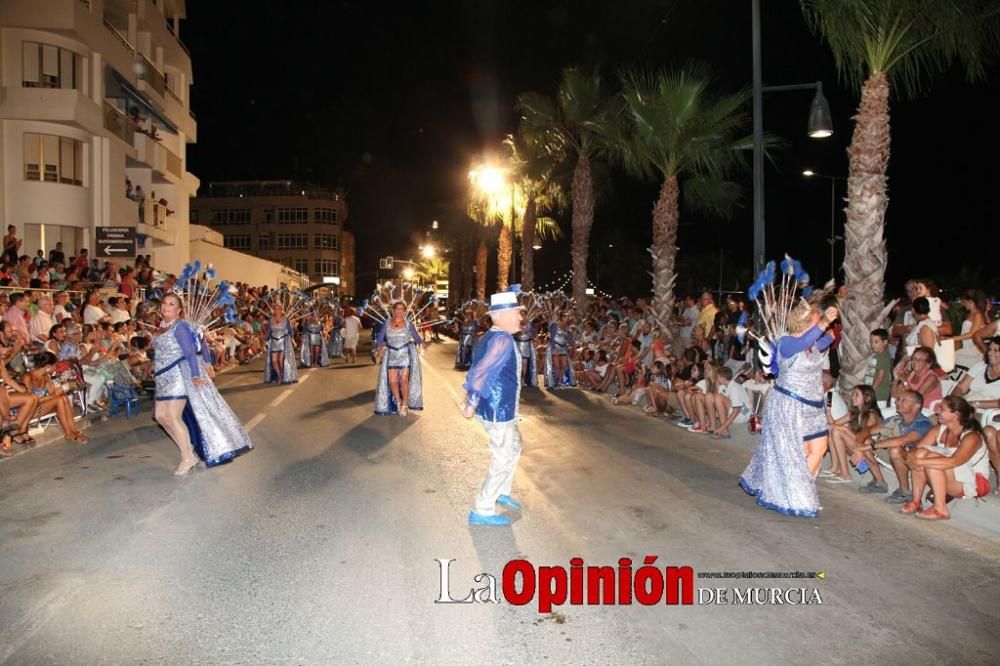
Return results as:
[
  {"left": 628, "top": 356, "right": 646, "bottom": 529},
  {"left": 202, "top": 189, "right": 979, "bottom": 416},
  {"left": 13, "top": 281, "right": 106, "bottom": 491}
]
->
[
  {"left": 469, "top": 165, "right": 505, "bottom": 195},
  {"left": 402, "top": 267, "right": 415, "bottom": 280},
  {"left": 421, "top": 244, "right": 437, "bottom": 259}
]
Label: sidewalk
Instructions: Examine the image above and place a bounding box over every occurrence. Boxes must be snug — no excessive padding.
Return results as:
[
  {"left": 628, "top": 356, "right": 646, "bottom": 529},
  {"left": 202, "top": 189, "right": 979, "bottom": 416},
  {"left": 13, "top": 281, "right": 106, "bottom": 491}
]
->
[{"left": 659, "top": 406, "right": 1000, "bottom": 543}]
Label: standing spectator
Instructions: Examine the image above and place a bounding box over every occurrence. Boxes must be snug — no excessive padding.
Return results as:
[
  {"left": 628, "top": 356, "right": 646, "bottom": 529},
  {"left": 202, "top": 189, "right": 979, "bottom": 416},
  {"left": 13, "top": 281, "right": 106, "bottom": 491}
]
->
[
  {"left": 48, "top": 241, "right": 65, "bottom": 266},
  {"left": 864, "top": 329, "right": 894, "bottom": 405},
  {"left": 695, "top": 292, "right": 718, "bottom": 351},
  {"left": 679, "top": 295, "right": 700, "bottom": 349},
  {"left": 74, "top": 248, "right": 89, "bottom": 272},
  {"left": 342, "top": 307, "right": 362, "bottom": 364},
  {"left": 2, "top": 225, "right": 22, "bottom": 264}
]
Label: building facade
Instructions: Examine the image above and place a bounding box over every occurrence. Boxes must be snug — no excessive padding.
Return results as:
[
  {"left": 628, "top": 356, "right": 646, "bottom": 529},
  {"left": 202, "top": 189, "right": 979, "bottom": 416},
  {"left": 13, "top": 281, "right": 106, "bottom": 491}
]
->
[
  {"left": 0, "top": 0, "right": 198, "bottom": 274},
  {"left": 190, "top": 181, "right": 355, "bottom": 295}
]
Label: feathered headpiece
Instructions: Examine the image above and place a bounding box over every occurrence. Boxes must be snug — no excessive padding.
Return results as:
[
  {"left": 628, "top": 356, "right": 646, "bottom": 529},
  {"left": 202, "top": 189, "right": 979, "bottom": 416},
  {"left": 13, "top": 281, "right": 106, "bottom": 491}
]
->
[
  {"left": 744, "top": 254, "right": 832, "bottom": 374},
  {"left": 367, "top": 281, "right": 448, "bottom": 330},
  {"left": 170, "top": 261, "right": 241, "bottom": 333}
]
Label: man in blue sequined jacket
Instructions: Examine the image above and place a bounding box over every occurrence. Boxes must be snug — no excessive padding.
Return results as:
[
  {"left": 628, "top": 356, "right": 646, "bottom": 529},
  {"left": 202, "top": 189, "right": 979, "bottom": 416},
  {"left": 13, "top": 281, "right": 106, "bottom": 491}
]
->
[{"left": 463, "top": 288, "right": 525, "bottom": 526}]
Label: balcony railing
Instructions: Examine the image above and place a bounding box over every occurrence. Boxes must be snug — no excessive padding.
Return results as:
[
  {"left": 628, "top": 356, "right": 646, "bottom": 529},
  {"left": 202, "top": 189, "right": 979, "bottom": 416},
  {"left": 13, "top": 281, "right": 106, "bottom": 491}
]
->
[
  {"left": 165, "top": 150, "right": 182, "bottom": 179},
  {"left": 103, "top": 18, "right": 135, "bottom": 54},
  {"left": 165, "top": 86, "right": 182, "bottom": 105},
  {"left": 137, "top": 53, "right": 165, "bottom": 95},
  {"left": 164, "top": 20, "right": 192, "bottom": 57},
  {"left": 104, "top": 102, "right": 135, "bottom": 144}
]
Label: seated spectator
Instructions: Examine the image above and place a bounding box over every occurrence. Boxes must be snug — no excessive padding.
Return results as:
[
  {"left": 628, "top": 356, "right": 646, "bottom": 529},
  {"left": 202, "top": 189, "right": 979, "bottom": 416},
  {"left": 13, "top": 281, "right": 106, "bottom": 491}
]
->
[
  {"left": 828, "top": 385, "right": 885, "bottom": 490},
  {"left": 857, "top": 390, "right": 934, "bottom": 504},
  {"left": 7, "top": 354, "right": 87, "bottom": 443},
  {"left": 893, "top": 346, "right": 943, "bottom": 409},
  {"left": 643, "top": 360, "right": 676, "bottom": 416},
  {"left": 108, "top": 297, "right": 131, "bottom": 324},
  {"left": 82, "top": 290, "right": 109, "bottom": 325},
  {"left": 902, "top": 396, "right": 992, "bottom": 520},
  {"left": 904, "top": 297, "right": 938, "bottom": 351},
  {"left": 954, "top": 336, "right": 1000, "bottom": 492},
  {"left": 698, "top": 365, "right": 753, "bottom": 438}
]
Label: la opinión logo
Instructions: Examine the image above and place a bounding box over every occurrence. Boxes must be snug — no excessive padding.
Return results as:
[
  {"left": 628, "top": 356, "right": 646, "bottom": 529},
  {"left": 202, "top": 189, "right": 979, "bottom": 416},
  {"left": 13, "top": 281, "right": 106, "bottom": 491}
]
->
[{"left": 434, "top": 557, "right": 695, "bottom": 612}]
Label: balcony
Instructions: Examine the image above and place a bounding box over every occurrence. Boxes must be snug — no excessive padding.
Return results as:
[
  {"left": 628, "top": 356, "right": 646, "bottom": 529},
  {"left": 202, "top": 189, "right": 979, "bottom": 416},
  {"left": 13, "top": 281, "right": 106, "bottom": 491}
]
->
[
  {"left": 103, "top": 101, "right": 135, "bottom": 145},
  {"left": 132, "top": 132, "right": 182, "bottom": 184},
  {"left": 103, "top": 17, "right": 135, "bottom": 55},
  {"left": 136, "top": 53, "right": 165, "bottom": 97}
]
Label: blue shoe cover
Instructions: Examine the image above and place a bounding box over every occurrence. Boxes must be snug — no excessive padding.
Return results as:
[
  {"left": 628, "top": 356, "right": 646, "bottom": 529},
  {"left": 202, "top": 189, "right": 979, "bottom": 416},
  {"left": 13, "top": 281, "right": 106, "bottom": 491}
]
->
[
  {"left": 496, "top": 495, "right": 522, "bottom": 510},
  {"left": 468, "top": 511, "right": 511, "bottom": 526}
]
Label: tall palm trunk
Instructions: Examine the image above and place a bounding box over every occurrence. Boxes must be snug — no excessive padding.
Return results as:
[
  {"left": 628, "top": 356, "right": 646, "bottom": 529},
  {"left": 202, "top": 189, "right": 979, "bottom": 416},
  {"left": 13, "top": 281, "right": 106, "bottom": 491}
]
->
[
  {"left": 461, "top": 236, "right": 473, "bottom": 301},
  {"left": 571, "top": 156, "right": 595, "bottom": 311},
  {"left": 475, "top": 240, "right": 488, "bottom": 300},
  {"left": 650, "top": 176, "right": 680, "bottom": 337},
  {"left": 497, "top": 224, "right": 512, "bottom": 292},
  {"left": 840, "top": 72, "right": 891, "bottom": 389},
  {"left": 521, "top": 197, "right": 537, "bottom": 291}
]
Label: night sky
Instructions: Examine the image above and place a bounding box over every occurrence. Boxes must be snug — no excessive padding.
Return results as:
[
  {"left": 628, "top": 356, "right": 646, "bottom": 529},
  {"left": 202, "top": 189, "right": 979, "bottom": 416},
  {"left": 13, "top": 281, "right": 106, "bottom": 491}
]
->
[{"left": 184, "top": 1, "right": 999, "bottom": 298}]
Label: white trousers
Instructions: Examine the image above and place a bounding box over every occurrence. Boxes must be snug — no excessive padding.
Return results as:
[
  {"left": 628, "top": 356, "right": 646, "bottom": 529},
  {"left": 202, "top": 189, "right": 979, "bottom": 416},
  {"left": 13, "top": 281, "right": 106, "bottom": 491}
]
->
[{"left": 474, "top": 419, "right": 522, "bottom": 515}]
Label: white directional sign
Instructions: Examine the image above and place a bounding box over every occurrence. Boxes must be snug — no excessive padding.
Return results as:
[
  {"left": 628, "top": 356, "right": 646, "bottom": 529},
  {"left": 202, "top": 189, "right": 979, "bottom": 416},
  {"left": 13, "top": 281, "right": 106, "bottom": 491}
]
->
[{"left": 96, "top": 227, "right": 137, "bottom": 258}]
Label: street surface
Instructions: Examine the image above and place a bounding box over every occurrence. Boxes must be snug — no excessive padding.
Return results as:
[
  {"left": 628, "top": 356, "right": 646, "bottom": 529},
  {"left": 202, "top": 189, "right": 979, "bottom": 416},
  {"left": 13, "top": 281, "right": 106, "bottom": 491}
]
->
[{"left": 1, "top": 338, "right": 998, "bottom": 664}]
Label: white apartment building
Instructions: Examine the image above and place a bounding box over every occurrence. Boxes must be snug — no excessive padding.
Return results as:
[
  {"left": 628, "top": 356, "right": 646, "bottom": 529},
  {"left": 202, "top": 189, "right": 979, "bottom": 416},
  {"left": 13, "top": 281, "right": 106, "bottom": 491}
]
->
[{"left": 0, "top": 0, "right": 198, "bottom": 274}]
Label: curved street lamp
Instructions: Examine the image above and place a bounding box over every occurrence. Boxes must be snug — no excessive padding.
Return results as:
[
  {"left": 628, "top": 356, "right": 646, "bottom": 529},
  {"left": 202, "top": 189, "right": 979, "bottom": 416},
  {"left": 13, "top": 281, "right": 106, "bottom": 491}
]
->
[{"left": 802, "top": 169, "right": 846, "bottom": 281}]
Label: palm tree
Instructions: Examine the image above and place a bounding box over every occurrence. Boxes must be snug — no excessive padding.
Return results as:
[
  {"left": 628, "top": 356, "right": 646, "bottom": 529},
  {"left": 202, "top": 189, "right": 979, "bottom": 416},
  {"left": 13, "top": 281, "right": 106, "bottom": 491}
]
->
[
  {"left": 505, "top": 132, "right": 568, "bottom": 292},
  {"left": 518, "top": 68, "right": 614, "bottom": 309},
  {"left": 604, "top": 65, "right": 748, "bottom": 334},
  {"left": 466, "top": 196, "right": 494, "bottom": 300},
  {"left": 802, "top": 0, "right": 1000, "bottom": 387},
  {"left": 414, "top": 256, "right": 450, "bottom": 286}
]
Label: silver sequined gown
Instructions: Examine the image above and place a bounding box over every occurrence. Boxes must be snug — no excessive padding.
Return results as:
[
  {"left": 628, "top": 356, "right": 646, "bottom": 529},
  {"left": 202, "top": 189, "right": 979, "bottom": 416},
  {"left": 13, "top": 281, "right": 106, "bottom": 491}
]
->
[
  {"left": 374, "top": 322, "right": 423, "bottom": 415},
  {"left": 739, "top": 335, "right": 829, "bottom": 517},
  {"left": 265, "top": 318, "right": 298, "bottom": 383},
  {"left": 153, "top": 320, "right": 253, "bottom": 467},
  {"left": 544, "top": 324, "right": 576, "bottom": 388},
  {"left": 300, "top": 321, "right": 330, "bottom": 367}
]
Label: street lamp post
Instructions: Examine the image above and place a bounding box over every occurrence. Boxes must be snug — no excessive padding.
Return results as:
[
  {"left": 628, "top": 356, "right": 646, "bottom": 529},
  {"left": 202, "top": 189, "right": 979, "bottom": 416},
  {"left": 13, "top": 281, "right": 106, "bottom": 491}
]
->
[
  {"left": 803, "top": 170, "right": 846, "bottom": 282},
  {"left": 751, "top": 0, "right": 834, "bottom": 275}
]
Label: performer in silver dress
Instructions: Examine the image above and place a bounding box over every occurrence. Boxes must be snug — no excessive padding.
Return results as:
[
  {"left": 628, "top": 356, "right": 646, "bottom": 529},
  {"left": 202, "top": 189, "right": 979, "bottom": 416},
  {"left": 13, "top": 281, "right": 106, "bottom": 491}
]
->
[
  {"left": 455, "top": 304, "right": 479, "bottom": 369},
  {"left": 374, "top": 301, "right": 424, "bottom": 415},
  {"left": 544, "top": 312, "right": 576, "bottom": 388},
  {"left": 515, "top": 319, "right": 539, "bottom": 387},
  {"left": 264, "top": 303, "right": 298, "bottom": 384},
  {"left": 300, "top": 313, "right": 330, "bottom": 368},
  {"left": 326, "top": 310, "right": 344, "bottom": 360},
  {"left": 739, "top": 257, "right": 838, "bottom": 517},
  {"left": 153, "top": 293, "right": 253, "bottom": 475}
]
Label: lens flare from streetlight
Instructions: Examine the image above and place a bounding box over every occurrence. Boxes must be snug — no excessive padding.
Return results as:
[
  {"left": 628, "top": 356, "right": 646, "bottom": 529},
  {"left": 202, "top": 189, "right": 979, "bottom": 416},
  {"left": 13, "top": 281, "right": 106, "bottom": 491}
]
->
[
  {"left": 421, "top": 245, "right": 436, "bottom": 258},
  {"left": 403, "top": 268, "right": 415, "bottom": 280},
  {"left": 469, "top": 165, "right": 505, "bottom": 194},
  {"left": 802, "top": 169, "right": 816, "bottom": 177}
]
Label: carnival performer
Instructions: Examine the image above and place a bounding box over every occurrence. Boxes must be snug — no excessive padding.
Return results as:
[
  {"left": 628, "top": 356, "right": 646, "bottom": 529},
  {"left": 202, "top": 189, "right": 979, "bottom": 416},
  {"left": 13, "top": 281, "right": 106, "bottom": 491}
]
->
[
  {"left": 373, "top": 301, "right": 424, "bottom": 415},
  {"left": 300, "top": 312, "right": 330, "bottom": 368},
  {"left": 545, "top": 311, "right": 576, "bottom": 388},
  {"left": 455, "top": 303, "right": 479, "bottom": 369},
  {"left": 464, "top": 289, "right": 527, "bottom": 526},
  {"left": 264, "top": 303, "right": 298, "bottom": 384},
  {"left": 739, "top": 257, "right": 837, "bottom": 517},
  {"left": 327, "top": 309, "right": 344, "bottom": 360},
  {"left": 153, "top": 292, "right": 252, "bottom": 475},
  {"left": 515, "top": 317, "right": 539, "bottom": 387}
]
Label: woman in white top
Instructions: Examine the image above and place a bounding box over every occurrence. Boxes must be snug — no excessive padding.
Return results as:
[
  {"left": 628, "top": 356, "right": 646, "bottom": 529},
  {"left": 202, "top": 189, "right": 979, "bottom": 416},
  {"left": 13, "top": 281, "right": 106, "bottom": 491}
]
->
[
  {"left": 904, "top": 297, "right": 937, "bottom": 349},
  {"left": 948, "top": 290, "right": 991, "bottom": 371},
  {"left": 956, "top": 337, "right": 1000, "bottom": 493},
  {"left": 902, "top": 395, "right": 991, "bottom": 519},
  {"left": 341, "top": 307, "right": 362, "bottom": 364}
]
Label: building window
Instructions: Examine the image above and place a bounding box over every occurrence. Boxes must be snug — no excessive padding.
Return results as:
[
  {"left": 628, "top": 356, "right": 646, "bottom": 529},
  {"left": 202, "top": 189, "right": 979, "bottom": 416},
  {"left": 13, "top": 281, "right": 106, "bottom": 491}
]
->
[
  {"left": 263, "top": 208, "right": 274, "bottom": 223},
  {"left": 277, "top": 207, "right": 308, "bottom": 224},
  {"left": 315, "top": 259, "right": 339, "bottom": 276},
  {"left": 315, "top": 208, "right": 338, "bottom": 224},
  {"left": 314, "top": 233, "right": 339, "bottom": 250},
  {"left": 23, "top": 133, "right": 83, "bottom": 185},
  {"left": 224, "top": 234, "right": 251, "bottom": 250},
  {"left": 258, "top": 234, "right": 273, "bottom": 250},
  {"left": 22, "top": 42, "right": 80, "bottom": 89},
  {"left": 209, "top": 208, "right": 250, "bottom": 226},
  {"left": 277, "top": 233, "right": 308, "bottom": 249},
  {"left": 293, "top": 259, "right": 309, "bottom": 274}
]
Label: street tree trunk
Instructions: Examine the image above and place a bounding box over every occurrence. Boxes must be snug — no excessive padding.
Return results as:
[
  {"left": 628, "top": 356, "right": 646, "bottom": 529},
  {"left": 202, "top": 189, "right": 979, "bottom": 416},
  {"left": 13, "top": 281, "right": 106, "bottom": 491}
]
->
[
  {"left": 497, "top": 224, "right": 512, "bottom": 292},
  {"left": 571, "top": 156, "right": 595, "bottom": 312},
  {"left": 475, "top": 240, "right": 488, "bottom": 301},
  {"left": 461, "top": 235, "right": 473, "bottom": 301},
  {"left": 840, "top": 72, "right": 891, "bottom": 390},
  {"left": 521, "top": 197, "right": 537, "bottom": 292},
  {"left": 650, "top": 176, "right": 680, "bottom": 338}
]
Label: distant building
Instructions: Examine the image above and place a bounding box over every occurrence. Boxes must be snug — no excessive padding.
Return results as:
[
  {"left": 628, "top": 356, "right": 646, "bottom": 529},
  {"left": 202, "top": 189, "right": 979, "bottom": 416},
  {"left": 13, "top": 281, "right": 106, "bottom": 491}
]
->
[
  {"left": 0, "top": 0, "right": 199, "bottom": 273},
  {"left": 190, "top": 181, "right": 355, "bottom": 295}
]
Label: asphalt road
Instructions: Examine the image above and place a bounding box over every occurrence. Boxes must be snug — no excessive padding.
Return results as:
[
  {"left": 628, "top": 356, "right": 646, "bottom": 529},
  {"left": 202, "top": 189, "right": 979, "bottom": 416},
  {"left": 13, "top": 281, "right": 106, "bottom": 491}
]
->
[{"left": 1, "top": 338, "right": 998, "bottom": 665}]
